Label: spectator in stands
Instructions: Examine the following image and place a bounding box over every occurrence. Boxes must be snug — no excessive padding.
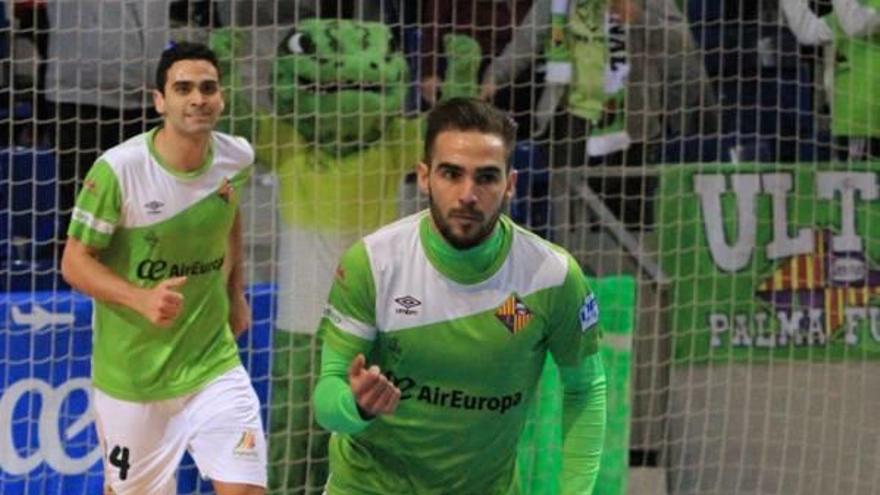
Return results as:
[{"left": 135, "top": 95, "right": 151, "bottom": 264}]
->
[
  {"left": 418, "top": 0, "right": 538, "bottom": 135},
  {"left": 781, "top": 0, "right": 880, "bottom": 160},
  {"left": 482, "top": 0, "right": 715, "bottom": 236}
]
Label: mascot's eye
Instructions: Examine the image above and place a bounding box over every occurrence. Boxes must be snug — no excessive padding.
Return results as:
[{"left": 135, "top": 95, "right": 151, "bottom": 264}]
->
[{"left": 286, "top": 33, "right": 313, "bottom": 54}]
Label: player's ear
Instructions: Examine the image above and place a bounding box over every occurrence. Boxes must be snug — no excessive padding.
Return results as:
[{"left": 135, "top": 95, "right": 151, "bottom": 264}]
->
[
  {"left": 417, "top": 162, "right": 431, "bottom": 195},
  {"left": 504, "top": 169, "right": 518, "bottom": 201},
  {"left": 153, "top": 89, "right": 166, "bottom": 115}
]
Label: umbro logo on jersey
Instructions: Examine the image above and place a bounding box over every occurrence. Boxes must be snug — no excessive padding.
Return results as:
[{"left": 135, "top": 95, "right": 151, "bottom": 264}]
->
[
  {"left": 496, "top": 294, "right": 532, "bottom": 334},
  {"left": 144, "top": 200, "right": 164, "bottom": 215},
  {"left": 394, "top": 295, "right": 421, "bottom": 315}
]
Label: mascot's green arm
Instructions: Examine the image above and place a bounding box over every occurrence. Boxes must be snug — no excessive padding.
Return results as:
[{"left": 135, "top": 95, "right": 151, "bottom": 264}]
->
[{"left": 439, "top": 34, "right": 481, "bottom": 101}]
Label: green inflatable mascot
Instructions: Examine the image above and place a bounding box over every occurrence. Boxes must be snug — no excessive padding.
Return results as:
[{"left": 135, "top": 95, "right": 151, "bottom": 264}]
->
[{"left": 213, "top": 19, "right": 480, "bottom": 494}]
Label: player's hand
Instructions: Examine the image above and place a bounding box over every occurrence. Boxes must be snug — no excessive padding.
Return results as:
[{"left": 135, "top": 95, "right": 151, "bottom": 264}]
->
[
  {"left": 479, "top": 80, "right": 498, "bottom": 102},
  {"left": 611, "top": 0, "right": 641, "bottom": 23},
  {"left": 228, "top": 291, "right": 251, "bottom": 338},
  {"left": 420, "top": 76, "right": 442, "bottom": 107},
  {"left": 348, "top": 354, "right": 401, "bottom": 418},
  {"left": 140, "top": 276, "right": 187, "bottom": 328}
]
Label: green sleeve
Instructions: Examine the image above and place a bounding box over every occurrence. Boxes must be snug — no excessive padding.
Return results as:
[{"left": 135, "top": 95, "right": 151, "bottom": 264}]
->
[
  {"left": 317, "top": 240, "right": 378, "bottom": 356},
  {"left": 547, "top": 253, "right": 602, "bottom": 366},
  {"left": 66, "top": 159, "right": 121, "bottom": 249},
  {"left": 314, "top": 344, "right": 374, "bottom": 434},
  {"left": 558, "top": 353, "right": 607, "bottom": 495},
  {"left": 315, "top": 240, "right": 386, "bottom": 433}
]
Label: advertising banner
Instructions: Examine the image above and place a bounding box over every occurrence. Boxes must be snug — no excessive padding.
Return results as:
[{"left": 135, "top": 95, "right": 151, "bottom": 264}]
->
[{"left": 0, "top": 285, "right": 274, "bottom": 494}]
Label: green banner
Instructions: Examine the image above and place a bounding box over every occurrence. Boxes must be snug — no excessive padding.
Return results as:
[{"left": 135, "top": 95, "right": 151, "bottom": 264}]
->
[{"left": 658, "top": 162, "right": 880, "bottom": 363}]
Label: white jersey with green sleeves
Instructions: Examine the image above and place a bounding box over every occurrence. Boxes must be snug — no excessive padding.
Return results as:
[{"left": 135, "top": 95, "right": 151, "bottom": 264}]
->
[
  {"left": 319, "top": 212, "right": 601, "bottom": 495},
  {"left": 67, "top": 128, "right": 253, "bottom": 402}
]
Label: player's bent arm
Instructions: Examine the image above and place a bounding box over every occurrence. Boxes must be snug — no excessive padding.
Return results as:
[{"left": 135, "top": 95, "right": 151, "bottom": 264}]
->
[
  {"left": 833, "top": 0, "right": 880, "bottom": 37},
  {"left": 558, "top": 352, "right": 607, "bottom": 495},
  {"left": 780, "top": 0, "right": 834, "bottom": 45},
  {"left": 61, "top": 237, "right": 150, "bottom": 315},
  {"left": 61, "top": 237, "right": 186, "bottom": 328},
  {"left": 314, "top": 344, "right": 374, "bottom": 434},
  {"left": 226, "top": 210, "right": 251, "bottom": 337}
]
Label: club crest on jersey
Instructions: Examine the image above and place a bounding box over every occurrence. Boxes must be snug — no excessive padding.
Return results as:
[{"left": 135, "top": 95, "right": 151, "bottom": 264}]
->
[
  {"left": 217, "top": 177, "right": 234, "bottom": 203},
  {"left": 495, "top": 294, "right": 532, "bottom": 334},
  {"left": 233, "top": 430, "right": 258, "bottom": 457},
  {"left": 579, "top": 293, "right": 599, "bottom": 332}
]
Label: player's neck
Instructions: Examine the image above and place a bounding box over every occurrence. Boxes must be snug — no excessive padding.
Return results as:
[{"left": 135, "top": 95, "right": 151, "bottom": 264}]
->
[
  {"left": 153, "top": 125, "right": 212, "bottom": 173},
  {"left": 420, "top": 214, "right": 511, "bottom": 285}
]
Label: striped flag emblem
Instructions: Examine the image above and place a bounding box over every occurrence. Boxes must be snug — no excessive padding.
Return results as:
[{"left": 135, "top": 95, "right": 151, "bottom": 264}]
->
[{"left": 495, "top": 294, "right": 533, "bottom": 334}]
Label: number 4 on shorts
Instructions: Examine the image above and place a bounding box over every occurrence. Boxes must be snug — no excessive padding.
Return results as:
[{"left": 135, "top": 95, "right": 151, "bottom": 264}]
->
[{"left": 109, "top": 445, "right": 131, "bottom": 480}]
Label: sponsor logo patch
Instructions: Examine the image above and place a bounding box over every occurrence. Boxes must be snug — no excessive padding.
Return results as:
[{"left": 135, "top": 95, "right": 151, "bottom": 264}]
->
[
  {"left": 495, "top": 294, "right": 532, "bottom": 334},
  {"left": 579, "top": 293, "right": 599, "bottom": 332},
  {"left": 233, "top": 430, "right": 258, "bottom": 457}
]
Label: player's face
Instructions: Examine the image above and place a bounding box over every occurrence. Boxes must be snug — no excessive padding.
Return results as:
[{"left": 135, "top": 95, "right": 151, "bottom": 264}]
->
[
  {"left": 153, "top": 59, "right": 224, "bottom": 136},
  {"left": 418, "top": 130, "right": 516, "bottom": 249}
]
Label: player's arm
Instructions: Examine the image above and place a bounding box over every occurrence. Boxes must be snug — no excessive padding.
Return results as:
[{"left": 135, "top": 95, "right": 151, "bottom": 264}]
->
[
  {"left": 780, "top": 0, "right": 834, "bottom": 45},
  {"left": 314, "top": 241, "right": 401, "bottom": 434},
  {"left": 62, "top": 239, "right": 186, "bottom": 328},
  {"left": 61, "top": 160, "right": 187, "bottom": 328},
  {"left": 547, "top": 254, "right": 607, "bottom": 494},
  {"left": 832, "top": 0, "right": 880, "bottom": 37},
  {"left": 226, "top": 209, "right": 250, "bottom": 338},
  {"left": 558, "top": 353, "right": 607, "bottom": 495}
]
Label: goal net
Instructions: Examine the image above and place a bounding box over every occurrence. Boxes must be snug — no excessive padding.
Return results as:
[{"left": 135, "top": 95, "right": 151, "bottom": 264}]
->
[{"left": 1, "top": 1, "right": 877, "bottom": 494}]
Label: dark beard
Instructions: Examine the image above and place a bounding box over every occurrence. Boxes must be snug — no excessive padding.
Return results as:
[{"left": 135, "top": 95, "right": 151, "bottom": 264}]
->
[{"left": 427, "top": 189, "right": 505, "bottom": 250}]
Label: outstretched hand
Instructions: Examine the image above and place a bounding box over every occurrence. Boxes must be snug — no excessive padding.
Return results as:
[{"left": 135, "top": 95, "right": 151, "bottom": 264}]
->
[{"left": 348, "top": 354, "right": 401, "bottom": 418}]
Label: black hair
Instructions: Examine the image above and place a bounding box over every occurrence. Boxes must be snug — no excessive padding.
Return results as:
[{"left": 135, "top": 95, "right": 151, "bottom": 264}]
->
[
  {"left": 155, "top": 40, "right": 221, "bottom": 93},
  {"left": 424, "top": 97, "right": 518, "bottom": 166}
]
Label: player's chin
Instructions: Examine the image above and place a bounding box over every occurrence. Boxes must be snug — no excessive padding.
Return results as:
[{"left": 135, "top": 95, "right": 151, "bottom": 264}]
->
[
  {"left": 184, "top": 121, "right": 217, "bottom": 134},
  {"left": 447, "top": 228, "right": 484, "bottom": 249}
]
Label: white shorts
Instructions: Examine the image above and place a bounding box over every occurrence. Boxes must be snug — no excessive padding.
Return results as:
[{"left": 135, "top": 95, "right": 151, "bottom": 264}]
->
[{"left": 93, "top": 366, "right": 267, "bottom": 495}]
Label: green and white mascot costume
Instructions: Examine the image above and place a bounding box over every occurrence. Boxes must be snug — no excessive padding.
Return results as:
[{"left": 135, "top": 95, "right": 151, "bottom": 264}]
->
[{"left": 213, "top": 19, "right": 480, "bottom": 494}]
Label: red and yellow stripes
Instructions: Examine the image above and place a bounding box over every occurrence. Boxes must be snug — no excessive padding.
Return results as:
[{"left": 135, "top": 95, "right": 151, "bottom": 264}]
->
[{"left": 495, "top": 295, "right": 532, "bottom": 334}]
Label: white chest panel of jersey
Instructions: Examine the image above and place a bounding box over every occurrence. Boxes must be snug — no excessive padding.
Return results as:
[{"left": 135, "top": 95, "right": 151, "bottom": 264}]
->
[
  {"left": 101, "top": 131, "right": 253, "bottom": 229},
  {"left": 363, "top": 213, "right": 570, "bottom": 333}
]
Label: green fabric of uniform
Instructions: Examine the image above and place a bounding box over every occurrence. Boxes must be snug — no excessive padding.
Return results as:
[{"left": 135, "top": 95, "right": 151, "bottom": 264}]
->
[
  {"left": 419, "top": 213, "right": 511, "bottom": 285},
  {"left": 315, "top": 211, "right": 602, "bottom": 494},
  {"left": 67, "top": 129, "right": 252, "bottom": 401},
  {"left": 558, "top": 353, "right": 607, "bottom": 494},
  {"left": 314, "top": 345, "right": 374, "bottom": 434}
]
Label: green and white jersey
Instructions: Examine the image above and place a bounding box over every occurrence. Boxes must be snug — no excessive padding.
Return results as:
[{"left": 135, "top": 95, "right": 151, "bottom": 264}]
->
[
  {"left": 319, "top": 212, "right": 601, "bottom": 495},
  {"left": 67, "top": 128, "right": 253, "bottom": 401}
]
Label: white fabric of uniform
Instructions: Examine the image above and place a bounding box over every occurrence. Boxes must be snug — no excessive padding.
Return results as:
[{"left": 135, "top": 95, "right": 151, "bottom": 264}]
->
[{"left": 93, "top": 366, "right": 267, "bottom": 494}]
